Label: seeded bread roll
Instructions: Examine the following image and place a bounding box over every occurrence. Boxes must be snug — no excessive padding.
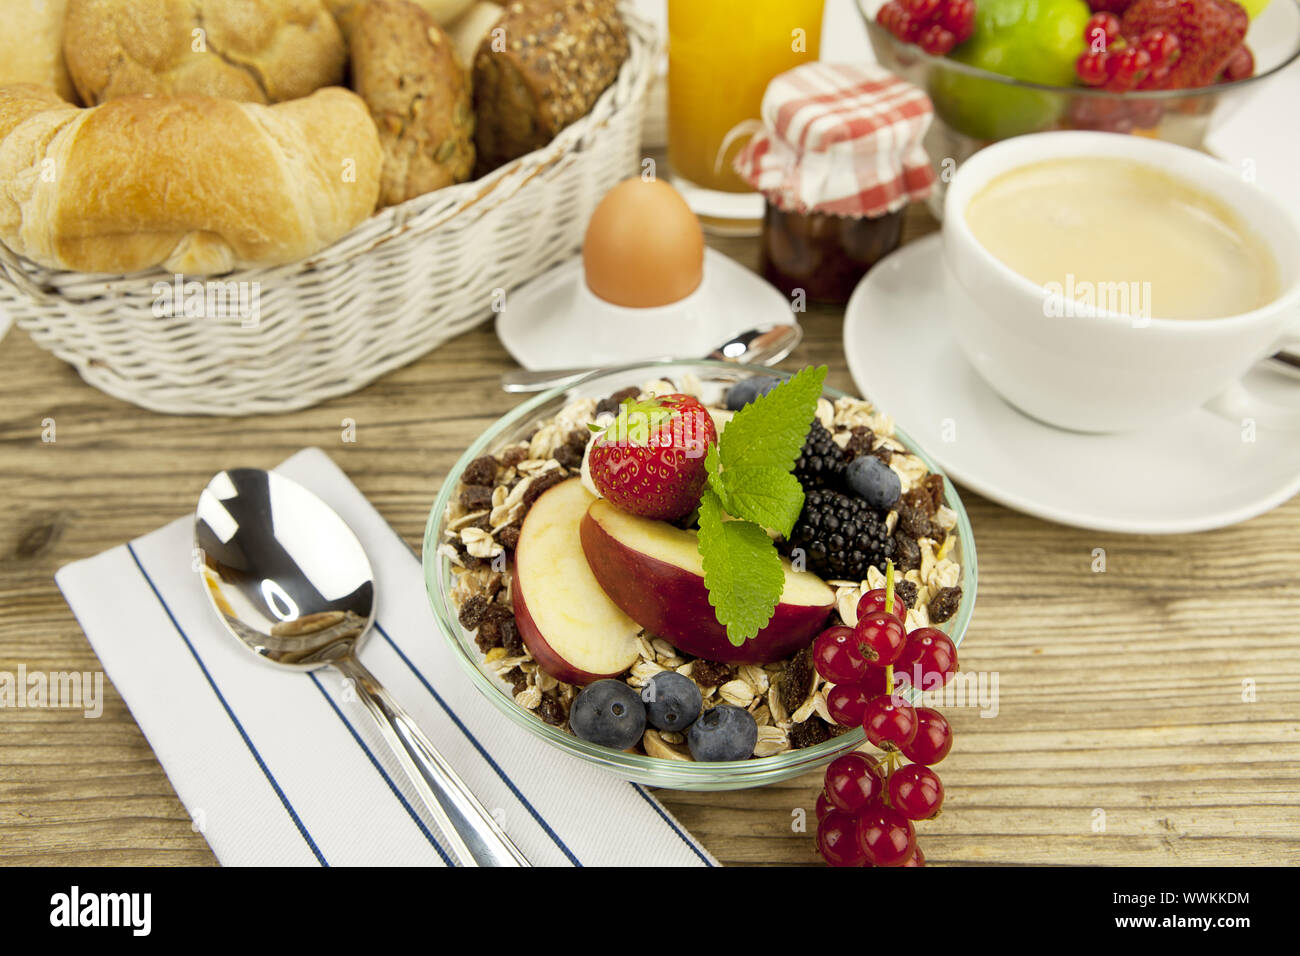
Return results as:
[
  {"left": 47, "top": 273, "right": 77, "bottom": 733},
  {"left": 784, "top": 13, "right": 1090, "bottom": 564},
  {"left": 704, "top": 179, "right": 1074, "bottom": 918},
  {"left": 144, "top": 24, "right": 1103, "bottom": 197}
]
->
[
  {"left": 0, "top": 83, "right": 382, "bottom": 274},
  {"left": 63, "top": 0, "right": 347, "bottom": 105},
  {"left": 0, "top": 0, "right": 76, "bottom": 102},
  {"left": 348, "top": 0, "right": 475, "bottom": 207},
  {"left": 472, "top": 0, "right": 628, "bottom": 173}
]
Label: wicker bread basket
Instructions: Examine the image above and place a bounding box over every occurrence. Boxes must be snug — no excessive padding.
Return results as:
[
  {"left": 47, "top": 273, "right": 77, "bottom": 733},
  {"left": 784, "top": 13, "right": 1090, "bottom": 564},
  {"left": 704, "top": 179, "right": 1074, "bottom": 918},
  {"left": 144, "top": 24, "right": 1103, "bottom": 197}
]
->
[{"left": 0, "top": 7, "right": 658, "bottom": 416}]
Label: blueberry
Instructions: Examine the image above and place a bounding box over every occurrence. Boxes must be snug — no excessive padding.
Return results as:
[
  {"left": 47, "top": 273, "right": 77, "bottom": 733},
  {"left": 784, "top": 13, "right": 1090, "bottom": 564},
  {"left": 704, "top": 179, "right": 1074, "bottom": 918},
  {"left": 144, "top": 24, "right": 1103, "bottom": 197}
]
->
[
  {"left": 642, "top": 671, "right": 703, "bottom": 732},
  {"left": 570, "top": 680, "right": 646, "bottom": 750},
  {"left": 725, "top": 376, "right": 781, "bottom": 411},
  {"left": 687, "top": 704, "right": 758, "bottom": 762},
  {"left": 846, "top": 455, "right": 901, "bottom": 510}
]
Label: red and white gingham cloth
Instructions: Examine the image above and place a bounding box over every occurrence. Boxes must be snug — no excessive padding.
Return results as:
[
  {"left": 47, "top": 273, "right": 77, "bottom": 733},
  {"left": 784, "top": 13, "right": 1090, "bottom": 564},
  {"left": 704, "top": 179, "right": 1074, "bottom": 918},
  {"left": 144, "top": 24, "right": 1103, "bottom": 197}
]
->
[{"left": 733, "top": 63, "right": 936, "bottom": 218}]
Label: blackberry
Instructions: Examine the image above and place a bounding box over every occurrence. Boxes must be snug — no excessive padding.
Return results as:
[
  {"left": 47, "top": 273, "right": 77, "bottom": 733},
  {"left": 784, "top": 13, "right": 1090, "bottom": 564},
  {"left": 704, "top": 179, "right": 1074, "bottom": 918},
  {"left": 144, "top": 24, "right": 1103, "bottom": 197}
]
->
[
  {"left": 786, "top": 489, "right": 893, "bottom": 581},
  {"left": 794, "top": 420, "right": 846, "bottom": 490}
]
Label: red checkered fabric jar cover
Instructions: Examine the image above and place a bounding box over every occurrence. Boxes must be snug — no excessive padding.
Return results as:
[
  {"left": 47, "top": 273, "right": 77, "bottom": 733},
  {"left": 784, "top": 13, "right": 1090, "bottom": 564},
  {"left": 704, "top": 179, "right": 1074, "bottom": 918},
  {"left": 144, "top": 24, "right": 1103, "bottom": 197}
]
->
[{"left": 733, "top": 62, "right": 936, "bottom": 218}]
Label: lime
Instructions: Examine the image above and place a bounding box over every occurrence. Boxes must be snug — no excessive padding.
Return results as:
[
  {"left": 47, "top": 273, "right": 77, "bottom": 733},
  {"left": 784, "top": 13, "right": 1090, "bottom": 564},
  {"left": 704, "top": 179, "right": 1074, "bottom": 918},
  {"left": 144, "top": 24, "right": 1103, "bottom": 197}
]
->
[{"left": 929, "top": 0, "right": 1091, "bottom": 141}]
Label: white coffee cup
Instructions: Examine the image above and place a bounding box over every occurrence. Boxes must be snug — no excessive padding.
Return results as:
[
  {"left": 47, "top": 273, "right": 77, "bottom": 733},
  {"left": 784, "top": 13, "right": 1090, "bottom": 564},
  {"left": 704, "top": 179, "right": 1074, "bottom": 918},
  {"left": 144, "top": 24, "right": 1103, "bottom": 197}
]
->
[{"left": 942, "top": 131, "right": 1300, "bottom": 433}]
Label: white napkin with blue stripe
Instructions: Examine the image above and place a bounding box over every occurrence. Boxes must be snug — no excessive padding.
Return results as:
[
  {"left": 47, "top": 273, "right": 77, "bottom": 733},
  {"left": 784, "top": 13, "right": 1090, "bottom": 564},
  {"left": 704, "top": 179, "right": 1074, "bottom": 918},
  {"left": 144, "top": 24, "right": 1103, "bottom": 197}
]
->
[{"left": 55, "top": 447, "right": 716, "bottom": 867}]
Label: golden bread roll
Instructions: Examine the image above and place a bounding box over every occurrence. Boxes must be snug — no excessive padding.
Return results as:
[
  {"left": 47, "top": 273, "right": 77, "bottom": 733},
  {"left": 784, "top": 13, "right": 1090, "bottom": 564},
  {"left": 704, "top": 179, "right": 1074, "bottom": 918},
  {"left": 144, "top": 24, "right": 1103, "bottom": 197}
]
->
[
  {"left": 348, "top": 0, "right": 474, "bottom": 207},
  {"left": 63, "top": 0, "right": 347, "bottom": 105},
  {"left": 0, "top": 84, "right": 382, "bottom": 274},
  {"left": 0, "top": 0, "right": 76, "bottom": 102}
]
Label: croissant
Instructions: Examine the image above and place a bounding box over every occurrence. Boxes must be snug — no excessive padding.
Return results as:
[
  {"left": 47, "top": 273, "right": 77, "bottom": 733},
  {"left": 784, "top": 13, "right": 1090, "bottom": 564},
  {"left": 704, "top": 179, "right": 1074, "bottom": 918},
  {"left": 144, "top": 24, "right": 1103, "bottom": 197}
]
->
[{"left": 0, "top": 84, "right": 382, "bottom": 275}]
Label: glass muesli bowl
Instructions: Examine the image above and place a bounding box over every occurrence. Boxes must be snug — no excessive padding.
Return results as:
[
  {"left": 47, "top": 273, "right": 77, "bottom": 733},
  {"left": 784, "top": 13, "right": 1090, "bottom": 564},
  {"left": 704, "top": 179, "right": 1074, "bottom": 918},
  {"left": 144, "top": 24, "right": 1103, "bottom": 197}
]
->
[
  {"left": 857, "top": 0, "right": 1300, "bottom": 216},
  {"left": 422, "top": 361, "right": 978, "bottom": 791}
]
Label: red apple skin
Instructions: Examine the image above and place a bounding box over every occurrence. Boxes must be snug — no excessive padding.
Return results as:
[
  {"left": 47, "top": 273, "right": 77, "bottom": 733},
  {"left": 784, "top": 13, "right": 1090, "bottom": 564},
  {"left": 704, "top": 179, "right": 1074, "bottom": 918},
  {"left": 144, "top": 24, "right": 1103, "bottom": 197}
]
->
[
  {"left": 511, "top": 560, "right": 626, "bottom": 686},
  {"left": 579, "top": 511, "right": 834, "bottom": 665}
]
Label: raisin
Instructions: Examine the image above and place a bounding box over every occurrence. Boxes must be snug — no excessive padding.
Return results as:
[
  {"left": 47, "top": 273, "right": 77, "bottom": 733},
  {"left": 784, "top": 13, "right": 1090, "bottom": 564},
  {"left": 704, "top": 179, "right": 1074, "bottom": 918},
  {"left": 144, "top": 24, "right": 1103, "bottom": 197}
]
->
[
  {"left": 463, "top": 455, "right": 498, "bottom": 486},
  {"left": 843, "top": 426, "right": 875, "bottom": 460},
  {"left": 690, "top": 659, "right": 734, "bottom": 688},
  {"left": 892, "top": 534, "right": 921, "bottom": 572},
  {"left": 503, "top": 667, "right": 527, "bottom": 695},
  {"left": 457, "top": 594, "right": 491, "bottom": 630},
  {"left": 871, "top": 445, "right": 892, "bottom": 464},
  {"left": 896, "top": 502, "right": 934, "bottom": 540},
  {"left": 474, "top": 603, "right": 513, "bottom": 650},
  {"left": 537, "top": 693, "right": 566, "bottom": 726},
  {"left": 553, "top": 429, "right": 590, "bottom": 470},
  {"left": 790, "top": 716, "right": 834, "bottom": 749},
  {"left": 500, "top": 446, "right": 528, "bottom": 468},
  {"left": 497, "top": 523, "right": 521, "bottom": 551},
  {"left": 596, "top": 386, "right": 639, "bottom": 417},
  {"left": 928, "top": 586, "right": 961, "bottom": 624},
  {"left": 499, "top": 616, "right": 525, "bottom": 656},
  {"left": 523, "top": 470, "right": 567, "bottom": 507},
  {"left": 922, "top": 474, "right": 946, "bottom": 512},
  {"left": 460, "top": 484, "right": 494, "bottom": 511},
  {"left": 895, "top": 579, "right": 919, "bottom": 611},
  {"left": 778, "top": 645, "right": 815, "bottom": 715}
]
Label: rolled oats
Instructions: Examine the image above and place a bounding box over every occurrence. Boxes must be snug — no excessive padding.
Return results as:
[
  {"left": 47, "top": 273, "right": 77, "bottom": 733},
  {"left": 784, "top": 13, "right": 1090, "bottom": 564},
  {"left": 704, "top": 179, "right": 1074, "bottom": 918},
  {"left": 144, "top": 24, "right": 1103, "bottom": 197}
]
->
[
  {"left": 460, "top": 527, "right": 501, "bottom": 559},
  {"left": 514, "top": 685, "right": 542, "bottom": 710},
  {"left": 718, "top": 679, "right": 755, "bottom": 708},
  {"left": 643, "top": 729, "right": 692, "bottom": 761},
  {"left": 753, "top": 725, "right": 790, "bottom": 757},
  {"left": 738, "top": 664, "right": 769, "bottom": 697}
]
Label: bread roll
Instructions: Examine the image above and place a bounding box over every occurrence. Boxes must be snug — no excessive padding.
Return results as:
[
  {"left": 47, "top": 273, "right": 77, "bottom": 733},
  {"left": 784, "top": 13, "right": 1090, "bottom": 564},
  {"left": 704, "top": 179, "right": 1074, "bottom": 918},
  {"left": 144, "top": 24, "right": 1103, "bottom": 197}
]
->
[
  {"left": 472, "top": 0, "right": 629, "bottom": 173},
  {"left": 0, "top": 84, "right": 382, "bottom": 274},
  {"left": 0, "top": 0, "right": 76, "bottom": 102},
  {"left": 327, "top": 0, "right": 474, "bottom": 28},
  {"left": 64, "top": 0, "right": 347, "bottom": 105},
  {"left": 349, "top": 0, "right": 474, "bottom": 207}
]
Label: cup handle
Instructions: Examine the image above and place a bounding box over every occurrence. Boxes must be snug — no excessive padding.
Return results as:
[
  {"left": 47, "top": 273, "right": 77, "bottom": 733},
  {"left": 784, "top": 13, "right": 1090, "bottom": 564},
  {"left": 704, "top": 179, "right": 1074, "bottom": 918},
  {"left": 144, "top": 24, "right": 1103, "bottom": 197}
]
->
[{"left": 1203, "top": 314, "right": 1300, "bottom": 430}]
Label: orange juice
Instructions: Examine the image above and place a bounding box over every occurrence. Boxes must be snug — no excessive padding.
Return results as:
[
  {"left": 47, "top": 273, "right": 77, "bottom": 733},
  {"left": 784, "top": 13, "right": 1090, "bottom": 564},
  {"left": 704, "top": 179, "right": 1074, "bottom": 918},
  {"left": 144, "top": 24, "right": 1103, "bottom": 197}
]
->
[{"left": 668, "top": 0, "right": 824, "bottom": 194}]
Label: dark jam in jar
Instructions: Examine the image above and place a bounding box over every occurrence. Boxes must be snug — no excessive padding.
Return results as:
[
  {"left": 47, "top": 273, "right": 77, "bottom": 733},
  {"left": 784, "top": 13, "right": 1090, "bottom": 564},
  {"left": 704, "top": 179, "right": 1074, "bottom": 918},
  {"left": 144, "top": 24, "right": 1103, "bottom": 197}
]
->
[{"left": 759, "top": 202, "right": 904, "bottom": 305}]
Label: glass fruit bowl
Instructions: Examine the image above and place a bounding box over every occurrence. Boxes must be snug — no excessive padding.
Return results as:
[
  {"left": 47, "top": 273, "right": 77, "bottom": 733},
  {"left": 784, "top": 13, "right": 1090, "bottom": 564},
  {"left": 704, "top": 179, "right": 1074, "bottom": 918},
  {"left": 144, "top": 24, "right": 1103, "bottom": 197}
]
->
[
  {"left": 858, "top": 0, "right": 1300, "bottom": 216},
  {"left": 421, "top": 361, "right": 978, "bottom": 791}
]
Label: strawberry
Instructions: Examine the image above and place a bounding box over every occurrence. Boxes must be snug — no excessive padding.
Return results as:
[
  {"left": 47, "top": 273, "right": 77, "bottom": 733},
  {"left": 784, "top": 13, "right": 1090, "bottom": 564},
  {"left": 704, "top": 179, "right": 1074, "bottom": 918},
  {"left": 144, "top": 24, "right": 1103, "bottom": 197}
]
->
[
  {"left": 1120, "top": 0, "right": 1248, "bottom": 89},
  {"left": 587, "top": 393, "right": 717, "bottom": 521}
]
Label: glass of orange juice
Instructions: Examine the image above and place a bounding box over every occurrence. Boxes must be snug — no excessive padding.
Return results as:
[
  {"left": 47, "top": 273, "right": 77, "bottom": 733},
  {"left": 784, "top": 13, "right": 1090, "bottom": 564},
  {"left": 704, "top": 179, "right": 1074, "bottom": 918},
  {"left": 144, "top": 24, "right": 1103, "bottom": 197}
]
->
[{"left": 667, "top": 0, "right": 825, "bottom": 233}]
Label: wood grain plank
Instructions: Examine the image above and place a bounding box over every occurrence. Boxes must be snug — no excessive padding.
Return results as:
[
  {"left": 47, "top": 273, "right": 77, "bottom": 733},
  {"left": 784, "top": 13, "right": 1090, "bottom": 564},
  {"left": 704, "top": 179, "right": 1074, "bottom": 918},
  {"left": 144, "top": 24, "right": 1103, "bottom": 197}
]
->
[{"left": 1, "top": 205, "right": 1297, "bottom": 866}]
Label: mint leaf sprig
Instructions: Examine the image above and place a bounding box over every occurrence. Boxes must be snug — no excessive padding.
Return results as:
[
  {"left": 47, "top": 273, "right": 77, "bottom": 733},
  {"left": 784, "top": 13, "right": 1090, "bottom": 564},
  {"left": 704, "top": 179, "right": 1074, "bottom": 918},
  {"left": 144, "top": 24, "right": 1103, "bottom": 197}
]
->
[{"left": 697, "top": 366, "right": 828, "bottom": 645}]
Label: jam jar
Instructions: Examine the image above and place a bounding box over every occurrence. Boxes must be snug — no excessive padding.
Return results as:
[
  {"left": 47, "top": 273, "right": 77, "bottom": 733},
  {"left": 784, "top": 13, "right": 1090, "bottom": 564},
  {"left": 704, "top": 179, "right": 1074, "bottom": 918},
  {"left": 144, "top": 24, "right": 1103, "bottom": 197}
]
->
[{"left": 733, "top": 63, "right": 936, "bottom": 306}]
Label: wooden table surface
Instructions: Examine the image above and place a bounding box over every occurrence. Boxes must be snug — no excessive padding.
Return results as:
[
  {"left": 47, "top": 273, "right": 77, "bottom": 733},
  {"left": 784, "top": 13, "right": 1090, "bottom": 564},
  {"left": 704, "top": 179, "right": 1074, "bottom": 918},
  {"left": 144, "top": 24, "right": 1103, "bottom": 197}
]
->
[{"left": 1, "top": 206, "right": 1297, "bottom": 867}]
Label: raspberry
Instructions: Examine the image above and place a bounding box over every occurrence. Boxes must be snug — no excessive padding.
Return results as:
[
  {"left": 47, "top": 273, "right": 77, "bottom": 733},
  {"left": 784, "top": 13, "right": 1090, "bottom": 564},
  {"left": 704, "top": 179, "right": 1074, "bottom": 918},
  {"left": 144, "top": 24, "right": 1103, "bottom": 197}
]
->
[
  {"left": 1088, "top": 0, "right": 1135, "bottom": 12},
  {"left": 1121, "top": 0, "right": 1249, "bottom": 89},
  {"left": 1221, "top": 44, "right": 1254, "bottom": 81}
]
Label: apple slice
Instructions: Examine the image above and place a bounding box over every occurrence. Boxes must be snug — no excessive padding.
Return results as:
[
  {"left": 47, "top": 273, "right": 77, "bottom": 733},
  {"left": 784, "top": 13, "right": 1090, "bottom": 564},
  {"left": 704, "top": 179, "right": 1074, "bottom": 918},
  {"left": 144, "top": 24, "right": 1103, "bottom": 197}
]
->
[
  {"left": 580, "top": 498, "right": 835, "bottom": 665},
  {"left": 512, "top": 478, "right": 641, "bottom": 685}
]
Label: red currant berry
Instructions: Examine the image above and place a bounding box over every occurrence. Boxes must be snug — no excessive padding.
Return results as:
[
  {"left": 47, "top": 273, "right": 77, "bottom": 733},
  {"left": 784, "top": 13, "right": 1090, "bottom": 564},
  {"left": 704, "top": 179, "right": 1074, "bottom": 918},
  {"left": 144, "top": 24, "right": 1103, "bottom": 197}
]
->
[
  {"left": 889, "top": 763, "right": 945, "bottom": 820},
  {"left": 1076, "top": 50, "right": 1111, "bottom": 86},
  {"left": 901, "top": 707, "right": 952, "bottom": 765},
  {"left": 1139, "top": 28, "right": 1179, "bottom": 68},
  {"left": 853, "top": 612, "right": 906, "bottom": 667},
  {"left": 818, "top": 809, "right": 867, "bottom": 867},
  {"left": 826, "top": 682, "right": 873, "bottom": 727},
  {"left": 1222, "top": 45, "right": 1254, "bottom": 82},
  {"left": 855, "top": 588, "right": 909, "bottom": 626},
  {"left": 815, "top": 789, "right": 835, "bottom": 822},
  {"left": 876, "top": 0, "right": 907, "bottom": 37},
  {"left": 901, "top": 846, "right": 926, "bottom": 867},
  {"left": 813, "top": 625, "right": 869, "bottom": 684},
  {"left": 1084, "top": 12, "right": 1120, "bottom": 50},
  {"left": 940, "top": 0, "right": 975, "bottom": 43},
  {"left": 894, "top": 627, "right": 958, "bottom": 691},
  {"left": 862, "top": 695, "right": 917, "bottom": 748},
  {"left": 855, "top": 806, "right": 917, "bottom": 867},
  {"left": 1105, "top": 47, "right": 1151, "bottom": 92},
  {"left": 918, "top": 24, "right": 957, "bottom": 55},
  {"left": 824, "top": 752, "right": 883, "bottom": 813},
  {"left": 903, "top": 0, "right": 941, "bottom": 18}
]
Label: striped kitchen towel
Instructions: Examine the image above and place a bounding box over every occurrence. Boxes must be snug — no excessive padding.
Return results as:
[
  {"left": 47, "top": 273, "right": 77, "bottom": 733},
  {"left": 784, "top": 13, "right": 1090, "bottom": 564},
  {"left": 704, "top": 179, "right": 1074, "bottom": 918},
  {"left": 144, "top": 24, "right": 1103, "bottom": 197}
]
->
[{"left": 55, "top": 447, "right": 716, "bottom": 867}]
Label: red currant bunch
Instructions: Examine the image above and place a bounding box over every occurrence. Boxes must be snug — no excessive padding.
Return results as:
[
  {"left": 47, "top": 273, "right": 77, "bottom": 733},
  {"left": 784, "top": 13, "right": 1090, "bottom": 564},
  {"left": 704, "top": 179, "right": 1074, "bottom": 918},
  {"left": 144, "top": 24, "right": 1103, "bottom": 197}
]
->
[
  {"left": 812, "top": 562, "right": 958, "bottom": 867},
  {"left": 876, "top": 0, "right": 976, "bottom": 57}
]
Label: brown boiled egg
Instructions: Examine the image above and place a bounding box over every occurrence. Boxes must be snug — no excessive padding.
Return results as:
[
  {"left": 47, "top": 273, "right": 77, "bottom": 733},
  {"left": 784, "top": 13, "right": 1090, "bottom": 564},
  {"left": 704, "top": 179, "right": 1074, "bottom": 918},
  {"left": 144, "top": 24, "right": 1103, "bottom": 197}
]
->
[{"left": 582, "top": 178, "right": 705, "bottom": 308}]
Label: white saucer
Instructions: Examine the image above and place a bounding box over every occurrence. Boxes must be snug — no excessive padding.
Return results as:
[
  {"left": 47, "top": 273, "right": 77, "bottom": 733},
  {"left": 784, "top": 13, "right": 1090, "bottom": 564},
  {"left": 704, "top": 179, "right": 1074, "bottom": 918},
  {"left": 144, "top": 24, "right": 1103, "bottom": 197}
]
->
[
  {"left": 496, "top": 248, "right": 796, "bottom": 370},
  {"left": 844, "top": 235, "right": 1300, "bottom": 534}
]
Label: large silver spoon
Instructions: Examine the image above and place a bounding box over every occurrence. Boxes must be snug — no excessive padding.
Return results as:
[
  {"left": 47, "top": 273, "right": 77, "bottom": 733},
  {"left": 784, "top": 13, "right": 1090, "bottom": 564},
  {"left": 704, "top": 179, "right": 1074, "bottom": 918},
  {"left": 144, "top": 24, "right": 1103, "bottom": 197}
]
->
[
  {"left": 499, "top": 321, "right": 803, "bottom": 393},
  {"left": 194, "top": 467, "right": 529, "bottom": 867}
]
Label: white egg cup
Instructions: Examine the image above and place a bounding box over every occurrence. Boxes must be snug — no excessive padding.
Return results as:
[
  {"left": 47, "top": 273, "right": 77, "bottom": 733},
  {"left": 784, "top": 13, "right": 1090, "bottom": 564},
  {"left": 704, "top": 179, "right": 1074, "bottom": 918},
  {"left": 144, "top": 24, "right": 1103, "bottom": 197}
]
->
[{"left": 496, "top": 248, "right": 798, "bottom": 370}]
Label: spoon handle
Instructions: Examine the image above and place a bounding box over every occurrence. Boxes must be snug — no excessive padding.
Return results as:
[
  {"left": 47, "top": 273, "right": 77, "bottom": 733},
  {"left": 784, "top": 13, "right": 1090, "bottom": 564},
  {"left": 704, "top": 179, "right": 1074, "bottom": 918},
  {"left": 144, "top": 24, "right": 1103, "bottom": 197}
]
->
[{"left": 335, "top": 656, "right": 530, "bottom": 867}]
